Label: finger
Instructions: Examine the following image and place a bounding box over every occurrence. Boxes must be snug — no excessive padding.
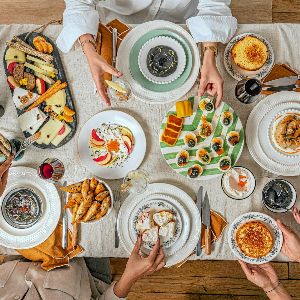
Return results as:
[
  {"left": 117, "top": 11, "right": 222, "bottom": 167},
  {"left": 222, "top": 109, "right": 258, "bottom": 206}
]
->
[
  {"left": 215, "top": 81, "right": 224, "bottom": 108},
  {"left": 276, "top": 219, "right": 294, "bottom": 236},
  {"left": 102, "top": 63, "right": 122, "bottom": 77},
  {"left": 155, "top": 260, "right": 165, "bottom": 271},
  {"left": 152, "top": 247, "right": 165, "bottom": 269},
  {"left": 132, "top": 235, "right": 142, "bottom": 254},
  {"left": 95, "top": 79, "right": 111, "bottom": 106},
  {"left": 292, "top": 207, "right": 300, "bottom": 224},
  {"left": 198, "top": 77, "right": 208, "bottom": 96},
  {"left": 148, "top": 239, "right": 161, "bottom": 261},
  {"left": 238, "top": 260, "right": 252, "bottom": 278},
  {"left": 0, "top": 156, "right": 13, "bottom": 177},
  {"left": 206, "top": 83, "right": 214, "bottom": 95}
]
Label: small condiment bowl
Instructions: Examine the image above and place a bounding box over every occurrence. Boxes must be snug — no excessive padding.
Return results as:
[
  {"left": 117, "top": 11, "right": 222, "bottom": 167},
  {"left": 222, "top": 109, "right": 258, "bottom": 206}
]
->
[{"left": 221, "top": 166, "right": 256, "bottom": 200}]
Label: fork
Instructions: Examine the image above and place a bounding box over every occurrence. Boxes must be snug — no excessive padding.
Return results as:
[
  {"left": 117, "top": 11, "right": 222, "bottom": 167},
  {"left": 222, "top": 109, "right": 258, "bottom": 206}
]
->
[
  {"left": 113, "top": 189, "right": 121, "bottom": 248},
  {"left": 14, "top": 132, "right": 41, "bottom": 158},
  {"left": 263, "top": 170, "right": 278, "bottom": 179}
]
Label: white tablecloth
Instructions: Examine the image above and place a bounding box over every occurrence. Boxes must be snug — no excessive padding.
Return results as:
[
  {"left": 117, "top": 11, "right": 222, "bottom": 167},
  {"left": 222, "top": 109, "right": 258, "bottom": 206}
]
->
[{"left": 0, "top": 23, "right": 299, "bottom": 260}]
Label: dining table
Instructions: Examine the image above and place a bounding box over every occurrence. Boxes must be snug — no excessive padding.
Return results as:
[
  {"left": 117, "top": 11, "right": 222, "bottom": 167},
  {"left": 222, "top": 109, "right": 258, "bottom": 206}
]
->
[{"left": 0, "top": 22, "right": 299, "bottom": 262}]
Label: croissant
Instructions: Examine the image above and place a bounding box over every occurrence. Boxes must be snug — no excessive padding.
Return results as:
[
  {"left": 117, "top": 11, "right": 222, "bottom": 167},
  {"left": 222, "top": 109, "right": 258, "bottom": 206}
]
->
[
  {"left": 95, "top": 191, "right": 109, "bottom": 202},
  {"left": 60, "top": 182, "right": 82, "bottom": 193},
  {"left": 75, "top": 191, "right": 93, "bottom": 222},
  {"left": 72, "top": 204, "right": 79, "bottom": 224},
  {"left": 81, "top": 179, "right": 90, "bottom": 199},
  {"left": 94, "top": 183, "right": 106, "bottom": 195},
  {"left": 95, "top": 196, "right": 111, "bottom": 220},
  {"left": 82, "top": 201, "right": 101, "bottom": 222},
  {"left": 64, "top": 194, "right": 77, "bottom": 209},
  {"left": 90, "top": 178, "right": 98, "bottom": 191}
]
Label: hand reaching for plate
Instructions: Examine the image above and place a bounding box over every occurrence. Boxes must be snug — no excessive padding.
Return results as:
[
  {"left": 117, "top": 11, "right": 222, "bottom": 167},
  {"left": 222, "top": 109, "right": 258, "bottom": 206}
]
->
[
  {"left": 114, "top": 237, "right": 165, "bottom": 298},
  {"left": 292, "top": 206, "right": 300, "bottom": 225},
  {"left": 276, "top": 219, "right": 300, "bottom": 263},
  {"left": 0, "top": 156, "right": 13, "bottom": 197}
]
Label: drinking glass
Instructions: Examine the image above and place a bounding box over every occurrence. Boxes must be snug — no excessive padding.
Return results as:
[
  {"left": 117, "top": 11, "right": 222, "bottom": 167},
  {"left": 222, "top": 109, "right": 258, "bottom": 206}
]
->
[
  {"left": 108, "top": 77, "right": 132, "bottom": 102},
  {"left": 38, "top": 158, "right": 65, "bottom": 182},
  {"left": 121, "top": 170, "right": 149, "bottom": 194},
  {"left": 235, "top": 78, "right": 262, "bottom": 104}
]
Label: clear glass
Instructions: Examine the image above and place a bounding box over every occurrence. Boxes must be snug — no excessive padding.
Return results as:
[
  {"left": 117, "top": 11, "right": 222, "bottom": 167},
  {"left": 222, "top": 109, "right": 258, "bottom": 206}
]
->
[
  {"left": 121, "top": 170, "right": 149, "bottom": 194},
  {"left": 107, "top": 77, "right": 132, "bottom": 102},
  {"left": 37, "top": 158, "right": 65, "bottom": 182}
]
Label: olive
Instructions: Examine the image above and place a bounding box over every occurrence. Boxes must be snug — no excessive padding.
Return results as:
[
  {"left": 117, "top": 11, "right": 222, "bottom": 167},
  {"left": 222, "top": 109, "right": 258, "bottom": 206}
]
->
[
  {"left": 220, "top": 159, "right": 230, "bottom": 169},
  {"left": 188, "top": 167, "right": 199, "bottom": 178},
  {"left": 202, "top": 154, "right": 210, "bottom": 162},
  {"left": 205, "top": 102, "right": 214, "bottom": 111},
  {"left": 187, "top": 139, "right": 196, "bottom": 147},
  {"left": 178, "top": 156, "right": 187, "bottom": 165},
  {"left": 212, "top": 143, "right": 221, "bottom": 152},
  {"left": 223, "top": 117, "right": 231, "bottom": 126},
  {"left": 229, "top": 136, "right": 239, "bottom": 146}
]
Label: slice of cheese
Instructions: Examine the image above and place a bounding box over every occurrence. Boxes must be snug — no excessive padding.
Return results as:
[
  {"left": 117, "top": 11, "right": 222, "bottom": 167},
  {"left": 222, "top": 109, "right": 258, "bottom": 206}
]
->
[
  {"left": 46, "top": 89, "right": 66, "bottom": 114},
  {"left": 26, "top": 117, "right": 46, "bottom": 135},
  {"left": 13, "top": 87, "right": 39, "bottom": 109},
  {"left": 36, "top": 119, "right": 64, "bottom": 145},
  {"left": 51, "top": 123, "right": 71, "bottom": 146},
  {"left": 142, "top": 227, "right": 159, "bottom": 244},
  {"left": 18, "top": 108, "right": 46, "bottom": 132}
]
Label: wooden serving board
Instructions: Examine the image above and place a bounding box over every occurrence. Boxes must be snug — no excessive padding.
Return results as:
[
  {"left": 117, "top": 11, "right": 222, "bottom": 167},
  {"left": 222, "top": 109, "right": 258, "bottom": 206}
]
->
[{"left": 3, "top": 32, "right": 77, "bottom": 149}]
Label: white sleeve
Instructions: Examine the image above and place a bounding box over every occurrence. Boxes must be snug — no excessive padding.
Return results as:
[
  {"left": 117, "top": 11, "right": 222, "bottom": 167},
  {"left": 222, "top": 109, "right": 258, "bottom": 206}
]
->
[
  {"left": 186, "top": 0, "right": 237, "bottom": 44},
  {"left": 56, "top": 0, "right": 99, "bottom": 53}
]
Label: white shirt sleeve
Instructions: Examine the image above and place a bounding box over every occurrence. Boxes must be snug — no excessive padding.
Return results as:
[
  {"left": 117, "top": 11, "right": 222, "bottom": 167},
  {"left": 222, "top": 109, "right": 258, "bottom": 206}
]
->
[
  {"left": 186, "top": 0, "right": 237, "bottom": 44},
  {"left": 56, "top": 0, "right": 99, "bottom": 53}
]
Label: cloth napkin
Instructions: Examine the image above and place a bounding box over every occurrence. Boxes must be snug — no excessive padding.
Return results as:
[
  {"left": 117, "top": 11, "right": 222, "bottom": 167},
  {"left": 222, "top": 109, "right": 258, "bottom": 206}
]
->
[
  {"left": 16, "top": 223, "right": 84, "bottom": 271},
  {"left": 175, "top": 210, "right": 227, "bottom": 268},
  {"left": 95, "top": 19, "right": 131, "bottom": 81}
]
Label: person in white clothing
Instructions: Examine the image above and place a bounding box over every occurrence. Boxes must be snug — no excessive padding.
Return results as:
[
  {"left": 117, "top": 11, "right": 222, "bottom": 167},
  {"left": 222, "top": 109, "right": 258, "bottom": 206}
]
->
[{"left": 57, "top": 0, "right": 237, "bottom": 106}]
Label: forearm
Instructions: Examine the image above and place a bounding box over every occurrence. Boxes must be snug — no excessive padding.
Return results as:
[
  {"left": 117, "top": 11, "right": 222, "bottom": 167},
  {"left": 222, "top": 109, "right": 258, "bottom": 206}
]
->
[
  {"left": 200, "top": 42, "right": 217, "bottom": 66},
  {"left": 113, "top": 273, "right": 136, "bottom": 298},
  {"left": 265, "top": 283, "right": 292, "bottom": 300}
]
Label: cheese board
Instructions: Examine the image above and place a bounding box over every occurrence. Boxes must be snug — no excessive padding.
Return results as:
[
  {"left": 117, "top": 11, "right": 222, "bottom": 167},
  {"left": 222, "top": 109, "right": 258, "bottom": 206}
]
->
[{"left": 3, "top": 32, "right": 77, "bottom": 149}]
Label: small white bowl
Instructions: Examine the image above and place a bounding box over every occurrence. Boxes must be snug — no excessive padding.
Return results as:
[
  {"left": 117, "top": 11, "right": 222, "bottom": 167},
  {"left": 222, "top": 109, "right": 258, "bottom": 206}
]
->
[{"left": 138, "top": 36, "right": 186, "bottom": 85}]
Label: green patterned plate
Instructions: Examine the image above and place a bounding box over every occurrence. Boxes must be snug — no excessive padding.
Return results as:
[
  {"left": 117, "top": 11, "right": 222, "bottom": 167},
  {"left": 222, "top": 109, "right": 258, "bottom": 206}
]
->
[
  {"left": 129, "top": 29, "right": 193, "bottom": 92},
  {"left": 160, "top": 97, "right": 245, "bottom": 180}
]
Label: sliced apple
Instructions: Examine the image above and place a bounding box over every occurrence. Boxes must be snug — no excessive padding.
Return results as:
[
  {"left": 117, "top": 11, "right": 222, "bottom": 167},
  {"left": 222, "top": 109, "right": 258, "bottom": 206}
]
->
[
  {"left": 7, "top": 75, "right": 20, "bottom": 89},
  {"left": 36, "top": 78, "right": 46, "bottom": 94},
  {"left": 91, "top": 129, "right": 105, "bottom": 146},
  {"left": 106, "top": 155, "right": 119, "bottom": 166},
  {"left": 7, "top": 62, "right": 17, "bottom": 75},
  {"left": 120, "top": 127, "right": 133, "bottom": 141},
  {"left": 122, "top": 135, "right": 133, "bottom": 154},
  {"left": 105, "top": 80, "right": 128, "bottom": 94},
  {"left": 94, "top": 153, "right": 112, "bottom": 166}
]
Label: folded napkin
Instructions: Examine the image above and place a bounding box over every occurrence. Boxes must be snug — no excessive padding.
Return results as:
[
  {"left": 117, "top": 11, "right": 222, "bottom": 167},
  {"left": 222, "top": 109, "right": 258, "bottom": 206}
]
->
[
  {"left": 96, "top": 19, "right": 131, "bottom": 81},
  {"left": 16, "top": 223, "right": 84, "bottom": 271},
  {"left": 175, "top": 210, "right": 227, "bottom": 268}
]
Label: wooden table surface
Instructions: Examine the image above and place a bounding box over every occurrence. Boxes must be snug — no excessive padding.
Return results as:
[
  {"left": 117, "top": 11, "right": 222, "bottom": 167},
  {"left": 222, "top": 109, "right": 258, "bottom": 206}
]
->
[{"left": 1, "top": 1, "right": 300, "bottom": 299}]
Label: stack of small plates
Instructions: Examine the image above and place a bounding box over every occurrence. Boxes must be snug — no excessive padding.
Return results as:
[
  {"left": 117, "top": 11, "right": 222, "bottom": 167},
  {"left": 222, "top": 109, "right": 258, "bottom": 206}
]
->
[
  {"left": 246, "top": 91, "right": 300, "bottom": 176},
  {"left": 117, "top": 20, "right": 200, "bottom": 104},
  {"left": 118, "top": 183, "right": 201, "bottom": 267}
]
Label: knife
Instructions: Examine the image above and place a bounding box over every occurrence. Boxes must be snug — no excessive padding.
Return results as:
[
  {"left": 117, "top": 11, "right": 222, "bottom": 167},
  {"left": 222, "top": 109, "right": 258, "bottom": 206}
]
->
[
  {"left": 265, "top": 75, "right": 300, "bottom": 86},
  {"left": 263, "top": 84, "right": 300, "bottom": 92},
  {"left": 62, "top": 181, "right": 68, "bottom": 249},
  {"left": 196, "top": 186, "right": 203, "bottom": 256},
  {"left": 202, "top": 192, "right": 211, "bottom": 255}
]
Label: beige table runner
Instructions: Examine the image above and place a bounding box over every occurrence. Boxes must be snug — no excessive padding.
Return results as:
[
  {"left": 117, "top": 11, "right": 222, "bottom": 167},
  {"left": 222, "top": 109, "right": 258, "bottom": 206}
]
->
[{"left": 0, "top": 23, "right": 299, "bottom": 260}]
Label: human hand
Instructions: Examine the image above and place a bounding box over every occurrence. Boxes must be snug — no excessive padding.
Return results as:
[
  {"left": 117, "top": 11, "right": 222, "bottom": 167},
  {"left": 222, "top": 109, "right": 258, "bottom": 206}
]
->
[
  {"left": 239, "top": 260, "right": 278, "bottom": 290},
  {"left": 277, "top": 219, "right": 300, "bottom": 262},
  {"left": 292, "top": 206, "right": 300, "bottom": 224},
  {"left": 114, "top": 236, "right": 165, "bottom": 298},
  {"left": 0, "top": 156, "right": 13, "bottom": 196},
  {"left": 198, "top": 48, "right": 224, "bottom": 108}
]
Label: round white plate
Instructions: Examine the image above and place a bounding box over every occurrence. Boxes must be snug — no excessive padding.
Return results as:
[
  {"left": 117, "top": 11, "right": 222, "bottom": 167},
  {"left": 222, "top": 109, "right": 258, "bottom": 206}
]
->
[
  {"left": 224, "top": 33, "right": 274, "bottom": 81},
  {"left": 138, "top": 36, "right": 186, "bottom": 85},
  {"left": 118, "top": 183, "right": 201, "bottom": 267},
  {"left": 228, "top": 212, "right": 283, "bottom": 264},
  {"left": 0, "top": 167, "right": 61, "bottom": 249},
  {"left": 117, "top": 20, "right": 200, "bottom": 104},
  {"left": 246, "top": 92, "right": 300, "bottom": 175},
  {"left": 78, "top": 110, "right": 146, "bottom": 179},
  {"left": 129, "top": 193, "right": 190, "bottom": 257}
]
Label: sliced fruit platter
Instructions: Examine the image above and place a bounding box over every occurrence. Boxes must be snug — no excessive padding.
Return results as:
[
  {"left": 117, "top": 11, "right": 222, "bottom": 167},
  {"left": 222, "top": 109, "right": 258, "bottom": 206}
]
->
[
  {"left": 89, "top": 124, "right": 134, "bottom": 167},
  {"left": 3, "top": 33, "right": 77, "bottom": 149},
  {"left": 160, "top": 96, "right": 244, "bottom": 180}
]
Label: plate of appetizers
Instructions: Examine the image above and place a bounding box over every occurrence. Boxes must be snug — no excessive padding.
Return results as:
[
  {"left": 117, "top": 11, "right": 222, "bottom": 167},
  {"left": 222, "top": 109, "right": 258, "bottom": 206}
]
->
[
  {"left": 246, "top": 91, "right": 300, "bottom": 175},
  {"left": 3, "top": 33, "right": 77, "bottom": 149},
  {"left": 78, "top": 110, "right": 146, "bottom": 179},
  {"left": 60, "top": 178, "right": 113, "bottom": 223},
  {"left": 224, "top": 33, "right": 274, "bottom": 80},
  {"left": 118, "top": 183, "right": 201, "bottom": 267},
  {"left": 0, "top": 167, "right": 61, "bottom": 249},
  {"left": 160, "top": 96, "right": 244, "bottom": 180},
  {"left": 228, "top": 212, "right": 283, "bottom": 264}
]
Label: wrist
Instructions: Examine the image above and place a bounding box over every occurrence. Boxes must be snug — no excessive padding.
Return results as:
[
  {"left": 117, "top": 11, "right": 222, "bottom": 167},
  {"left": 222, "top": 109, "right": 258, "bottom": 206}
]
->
[
  {"left": 113, "top": 273, "right": 136, "bottom": 298},
  {"left": 266, "top": 284, "right": 290, "bottom": 299}
]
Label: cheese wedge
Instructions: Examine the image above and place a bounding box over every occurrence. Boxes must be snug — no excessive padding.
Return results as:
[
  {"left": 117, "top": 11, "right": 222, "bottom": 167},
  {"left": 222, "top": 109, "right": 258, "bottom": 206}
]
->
[
  {"left": 36, "top": 119, "right": 64, "bottom": 145},
  {"left": 46, "top": 89, "right": 66, "bottom": 114},
  {"left": 51, "top": 123, "right": 71, "bottom": 146},
  {"left": 13, "top": 87, "right": 39, "bottom": 109},
  {"left": 18, "top": 108, "right": 46, "bottom": 132}
]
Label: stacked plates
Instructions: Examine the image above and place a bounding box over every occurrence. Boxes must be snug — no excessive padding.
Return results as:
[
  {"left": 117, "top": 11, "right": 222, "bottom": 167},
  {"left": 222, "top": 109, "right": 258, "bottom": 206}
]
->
[
  {"left": 246, "top": 91, "right": 300, "bottom": 176},
  {"left": 0, "top": 167, "right": 61, "bottom": 249},
  {"left": 118, "top": 183, "right": 201, "bottom": 267},
  {"left": 117, "top": 20, "right": 200, "bottom": 104}
]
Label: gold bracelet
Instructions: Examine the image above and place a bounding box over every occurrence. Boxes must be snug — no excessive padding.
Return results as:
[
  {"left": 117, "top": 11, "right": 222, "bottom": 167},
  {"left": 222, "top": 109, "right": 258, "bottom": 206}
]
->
[
  {"left": 202, "top": 45, "right": 218, "bottom": 57},
  {"left": 80, "top": 39, "right": 96, "bottom": 53},
  {"left": 264, "top": 281, "right": 281, "bottom": 294}
]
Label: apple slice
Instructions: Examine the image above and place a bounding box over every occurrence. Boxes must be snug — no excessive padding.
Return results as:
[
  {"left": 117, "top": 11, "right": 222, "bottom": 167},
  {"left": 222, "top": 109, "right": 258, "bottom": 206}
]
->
[
  {"left": 7, "top": 76, "right": 20, "bottom": 89},
  {"left": 94, "top": 152, "right": 112, "bottom": 166},
  {"left": 122, "top": 135, "right": 133, "bottom": 154},
  {"left": 36, "top": 78, "right": 46, "bottom": 94},
  {"left": 120, "top": 127, "right": 133, "bottom": 141},
  {"left": 91, "top": 129, "right": 105, "bottom": 146},
  {"left": 7, "top": 62, "right": 18, "bottom": 75}
]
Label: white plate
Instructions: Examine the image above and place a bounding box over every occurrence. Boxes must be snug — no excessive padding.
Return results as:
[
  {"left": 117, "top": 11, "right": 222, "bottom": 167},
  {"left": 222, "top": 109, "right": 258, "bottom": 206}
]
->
[
  {"left": 118, "top": 183, "right": 201, "bottom": 267},
  {"left": 138, "top": 36, "right": 186, "bottom": 85},
  {"left": 246, "top": 92, "right": 300, "bottom": 175},
  {"left": 0, "top": 167, "right": 61, "bottom": 249},
  {"left": 228, "top": 212, "right": 283, "bottom": 264},
  {"left": 117, "top": 20, "right": 200, "bottom": 104},
  {"left": 78, "top": 110, "right": 146, "bottom": 179},
  {"left": 129, "top": 193, "right": 190, "bottom": 257},
  {"left": 224, "top": 33, "right": 274, "bottom": 81}
]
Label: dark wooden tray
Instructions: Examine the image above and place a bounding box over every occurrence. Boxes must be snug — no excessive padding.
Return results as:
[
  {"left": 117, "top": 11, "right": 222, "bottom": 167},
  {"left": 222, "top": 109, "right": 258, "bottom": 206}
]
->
[{"left": 3, "top": 32, "right": 77, "bottom": 149}]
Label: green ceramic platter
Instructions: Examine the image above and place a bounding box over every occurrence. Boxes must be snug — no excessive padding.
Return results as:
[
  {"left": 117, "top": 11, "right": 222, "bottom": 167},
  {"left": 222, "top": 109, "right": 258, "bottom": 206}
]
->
[{"left": 129, "top": 29, "right": 193, "bottom": 92}]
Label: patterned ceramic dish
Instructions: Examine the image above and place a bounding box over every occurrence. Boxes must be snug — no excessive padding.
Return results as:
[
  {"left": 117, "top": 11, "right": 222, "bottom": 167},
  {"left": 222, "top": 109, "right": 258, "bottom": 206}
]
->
[
  {"left": 138, "top": 36, "right": 186, "bottom": 85},
  {"left": 160, "top": 97, "right": 244, "bottom": 180},
  {"left": 228, "top": 212, "right": 283, "bottom": 264},
  {"left": 224, "top": 33, "right": 274, "bottom": 81}
]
